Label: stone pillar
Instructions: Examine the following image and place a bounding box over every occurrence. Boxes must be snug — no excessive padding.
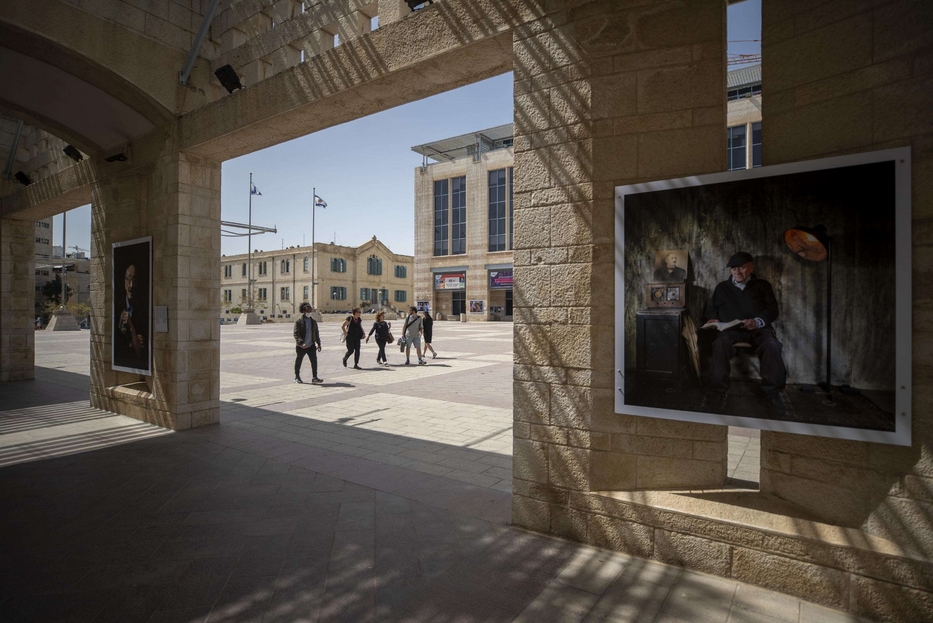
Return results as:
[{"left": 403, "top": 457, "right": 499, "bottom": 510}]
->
[
  {"left": 511, "top": 0, "right": 728, "bottom": 541},
  {"left": 759, "top": 0, "right": 933, "bottom": 585},
  {"left": 90, "top": 152, "right": 221, "bottom": 430},
  {"left": 0, "top": 218, "right": 35, "bottom": 382}
]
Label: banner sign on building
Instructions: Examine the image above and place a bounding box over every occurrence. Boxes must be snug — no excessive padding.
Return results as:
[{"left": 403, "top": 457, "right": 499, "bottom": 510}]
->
[
  {"left": 469, "top": 300, "right": 485, "bottom": 313},
  {"left": 416, "top": 301, "right": 431, "bottom": 312},
  {"left": 434, "top": 273, "right": 465, "bottom": 290},
  {"left": 112, "top": 236, "right": 153, "bottom": 376},
  {"left": 615, "top": 148, "right": 911, "bottom": 446},
  {"left": 489, "top": 269, "right": 513, "bottom": 289}
]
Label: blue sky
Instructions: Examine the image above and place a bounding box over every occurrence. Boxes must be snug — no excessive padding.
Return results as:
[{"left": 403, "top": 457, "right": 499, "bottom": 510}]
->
[{"left": 54, "top": 0, "right": 760, "bottom": 258}]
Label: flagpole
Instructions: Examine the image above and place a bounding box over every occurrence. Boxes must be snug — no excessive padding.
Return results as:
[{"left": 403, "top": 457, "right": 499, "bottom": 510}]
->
[
  {"left": 311, "top": 187, "right": 316, "bottom": 309},
  {"left": 247, "top": 173, "right": 252, "bottom": 310}
]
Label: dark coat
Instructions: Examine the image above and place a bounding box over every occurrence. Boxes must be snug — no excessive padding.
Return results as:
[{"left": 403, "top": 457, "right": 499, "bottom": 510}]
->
[
  {"left": 293, "top": 316, "right": 321, "bottom": 347},
  {"left": 705, "top": 275, "right": 779, "bottom": 328}
]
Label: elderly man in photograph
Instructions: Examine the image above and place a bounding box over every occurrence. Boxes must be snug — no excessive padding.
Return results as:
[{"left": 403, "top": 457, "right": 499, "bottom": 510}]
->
[
  {"left": 654, "top": 252, "right": 687, "bottom": 282},
  {"left": 705, "top": 252, "right": 788, "bottom": 415}
]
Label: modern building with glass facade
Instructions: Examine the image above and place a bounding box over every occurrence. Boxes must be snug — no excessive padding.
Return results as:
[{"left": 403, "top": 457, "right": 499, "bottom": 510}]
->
[{"left": 412, "top": 124, "right": 514, "bottom": 321}]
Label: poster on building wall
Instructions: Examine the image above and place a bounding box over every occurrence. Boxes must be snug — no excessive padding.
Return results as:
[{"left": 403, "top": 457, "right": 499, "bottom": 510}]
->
[
  {"left": 416, "top": 301, "right": 431, "bottom": 312},
  {"left": 112, "top": 236, "right": 152, "bottom": 376},
  {"left": 469, "top": 300, "right": 485, "bottom": 313},
  {"left": 489, "top": 269, "right": 513, "bottom": 289},
  {"left": 434, "top": 273, "right": 465, "bottom": 290},
  {"left": 615, "top": 148, "right": 912, "bottom": 446}
]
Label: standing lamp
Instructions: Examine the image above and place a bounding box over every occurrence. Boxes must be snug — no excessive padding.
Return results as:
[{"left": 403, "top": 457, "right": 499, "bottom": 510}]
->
[{"left": 783, "top": 224, "right": 836, "bottom": 400}]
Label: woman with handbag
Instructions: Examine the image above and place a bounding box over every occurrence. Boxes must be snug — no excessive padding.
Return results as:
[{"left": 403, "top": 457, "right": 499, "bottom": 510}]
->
[
  {"left": 365, "top": 311, "right": 392, "bottom": 366},
  {"left": 341, "top": 308, "right": 365, "bottom": 369}
]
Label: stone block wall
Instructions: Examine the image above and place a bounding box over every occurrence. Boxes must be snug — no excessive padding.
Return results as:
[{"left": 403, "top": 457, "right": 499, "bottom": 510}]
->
[
  {"left": 90, "top": 152, "right": 222, "bottom": 430},
  {"left": 511, "top": 0, "right": 729, "bottom": 540},
  {"left": 758, "top": 0, "right": 933, "bottom": 562},
  {"left": 0, "top": 218, "right": 35, "bottom": 382}
]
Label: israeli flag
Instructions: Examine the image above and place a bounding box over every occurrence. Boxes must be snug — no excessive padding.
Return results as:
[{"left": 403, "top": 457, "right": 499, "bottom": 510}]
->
[
  {"left": 314, "top": 195, "right": 327, "bottom": 208},
  {"left": 250, "top": 183, "right": 262, "bottom": 196}
]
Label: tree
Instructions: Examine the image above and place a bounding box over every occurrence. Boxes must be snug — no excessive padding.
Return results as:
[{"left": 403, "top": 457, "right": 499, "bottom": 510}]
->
[{"left": 41, "top": 275, "right": 74, "bottom": 305}]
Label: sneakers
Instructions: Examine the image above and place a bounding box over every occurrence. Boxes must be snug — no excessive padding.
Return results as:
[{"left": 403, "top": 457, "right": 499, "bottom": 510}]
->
[
  {"left": 405, "top": 359, "right": 411, "bottom": 365},
  {"left": 432, "top": 352, "right": 437, "bottom": 359},
  {"left": 418, "top": 359, "right": 426, "bottom": 366},
  {"left": 294, "top": 376, "right": 303, "bottom": 384},
  {"left": 311, "top": 377, "right": 323, "bottom": 383},
  {"left": 342, "top": 354, "right": 348, "bottom": 367}
]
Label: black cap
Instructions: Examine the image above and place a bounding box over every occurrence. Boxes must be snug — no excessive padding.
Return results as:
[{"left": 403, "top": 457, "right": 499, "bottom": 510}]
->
[{"left": 726, "top": 252, "right": 754, "bottom": 267}]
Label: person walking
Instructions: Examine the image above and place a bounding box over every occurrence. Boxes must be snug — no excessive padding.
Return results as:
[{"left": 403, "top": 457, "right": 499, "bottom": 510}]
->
[
  {"left": 294, "top": 302, "right": 323, "bottom": 384},
  {"left": 422, "top": 310, "right": 437, "bottom": 359},
  {"left": 341, "top": 308, "right": 365, "bottom": 370},
  {"left": 366, "top": 311, "right": 392, "bottom": 366},
  {"left": 402, "top": 306, "right": 426, "bottom": 366}
]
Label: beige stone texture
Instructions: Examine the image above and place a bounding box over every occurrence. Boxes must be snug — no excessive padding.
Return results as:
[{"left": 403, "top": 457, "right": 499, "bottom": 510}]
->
[
  {"left": 0, "top": 218, "right": 36, "bottom": 382},
  {"left": 758, "top": 7, "right": 933, "bottom": 601},
  {"left": 654, "top": 529, "right": 732, "bottom": 577},
  {"left": 732, "top": 547, "right": 850, "bottom": 610},
  {"left": 586, "top": 514, "right": 654, "bottom": 559}
]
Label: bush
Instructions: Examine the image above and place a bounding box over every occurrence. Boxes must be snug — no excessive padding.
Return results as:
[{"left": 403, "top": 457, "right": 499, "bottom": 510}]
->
[{"left": 230, "top": 306, "right": 243, "bottom": 314}]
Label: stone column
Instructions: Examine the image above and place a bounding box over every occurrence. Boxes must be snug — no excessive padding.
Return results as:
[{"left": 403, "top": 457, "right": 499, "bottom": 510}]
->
[
  {"left": 511, "top": 0, "right": 728, "bottom": 542},
  {"left": 0, "top": 218, "right": 35, "bottom": 382},
  {"left": 759, "top": 0, "right": 933, "bottom": 592},
  {"left": 90, "top": 152, "right": 221, "bottom": 430}
]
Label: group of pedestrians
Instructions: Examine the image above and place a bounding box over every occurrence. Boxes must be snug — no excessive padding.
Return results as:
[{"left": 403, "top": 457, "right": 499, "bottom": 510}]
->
[{"left": 294, "top": 304, "right": 437, "bottom": 383}]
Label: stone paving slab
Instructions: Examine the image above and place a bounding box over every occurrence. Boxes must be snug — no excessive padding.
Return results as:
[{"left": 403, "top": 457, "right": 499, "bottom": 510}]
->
[{"left": 0, "top": 325, "right": 875, "bottom": 623}]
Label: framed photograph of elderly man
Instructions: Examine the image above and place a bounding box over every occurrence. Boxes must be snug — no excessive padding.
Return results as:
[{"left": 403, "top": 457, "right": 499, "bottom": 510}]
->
[
  {"left": 615, "top": 148, "right": 911, "bottom": 446},
  {"left": 112, "top": 236, "right": 152, "bottom": 376}
]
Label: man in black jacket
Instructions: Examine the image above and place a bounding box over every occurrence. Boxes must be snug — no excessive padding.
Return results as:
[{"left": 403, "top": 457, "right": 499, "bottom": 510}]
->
[
  {"left": 705, "top": 252, "right": 787, "bottom": 415},
  {"left": 294, "top": 302, "right": 323, "bottom": 384}
]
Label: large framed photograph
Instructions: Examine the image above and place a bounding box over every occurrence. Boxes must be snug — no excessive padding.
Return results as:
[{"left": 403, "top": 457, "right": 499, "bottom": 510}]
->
[
  {"left": 615, "top": 148, "right": 911, "bottom": 446},
  {"left": 112, "top": 236, "right": 152, "bottom": 375}
]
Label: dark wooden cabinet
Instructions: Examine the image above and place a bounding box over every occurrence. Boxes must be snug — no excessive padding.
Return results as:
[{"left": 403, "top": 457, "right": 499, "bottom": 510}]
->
[{"left": 635, "top": 309, "right": 687, "bottom": 387}]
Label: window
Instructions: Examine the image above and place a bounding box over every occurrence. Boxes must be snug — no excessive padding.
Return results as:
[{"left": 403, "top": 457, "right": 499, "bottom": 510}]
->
[
  {"left": 360, "top": 287, "right": 371, "bottom": 301},
  {"left": 224, "top": 265, "right": 232, "bottom": 278},
  {"left": 751, "top": 122, "right": 762, "bottom": 168},
  {"left": 241, "top": 288, "right": 247, "bottom": 301},
  {"left": 242, "top": 263, "right": 247, "bottom": 276},
  {"left": 330, "top": 258, "right": 346, "bottom": 272},
  {"left": 434, "top": 179, "right": 449, "bottom": 256},
  {"left": 259, "top": 261, "right": 268, "bottom": 275},
  {"left": 451, "top": 175, "right": 466, "bottom": 255},
  {"left": 331, "top": 286, "right": 347, "bottom": 300},
  {"left": 258, "top": 288, "right": 267, "bottom": 301},
  {"left": 281, "top": 259, "right": 290, "bottom": 274},
  {"left": 367, "top": 255, "right": 383, "bottom": 275},
  {"left": 304, "top": 256, "right": 310, "bottom": 272},
  {"left": 379, "top": 289, "right": 388, "bottom": 304},
  {"left": 727, "top": 83, "right": 762, "bottom": 101},
  {"left": 280, "top": 286, "right": 290, "bottom": 300},
  {"left": 394, "top": 265, "right": 407, "bottom": 279},
  {"left": 303, "top": 285, "right": 309, "bottom": 300},
  {"left": 34, "top": 237, "right": 49, "bottom": 244},
  {"left": 488, "top": 169, "right": 507, "bottom": 252},
  {"left": 223, "top": 289, "right": 232, "bottom": 303},
  {"left": 452, "top": 291, "right": 466, "bottom": 316},
  {"left": 727, "top": 125, "right": 747, "bottom": 171},
  {"left": 394, "top": 290, "right": 407, "bottom": 303},
  {"left": 509, "top": 167, "right": 514, "bottom": 250}
]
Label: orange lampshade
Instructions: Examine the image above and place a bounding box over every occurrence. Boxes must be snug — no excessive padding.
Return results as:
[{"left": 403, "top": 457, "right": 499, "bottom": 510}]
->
[{"left": 783, "top": 225, "right": 829, "bottom": 262}]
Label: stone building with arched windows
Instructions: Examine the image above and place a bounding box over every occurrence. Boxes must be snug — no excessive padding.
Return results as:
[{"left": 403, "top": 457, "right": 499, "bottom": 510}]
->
[{"left": 220, "top": 236, "right": 412, "bottom": 319}]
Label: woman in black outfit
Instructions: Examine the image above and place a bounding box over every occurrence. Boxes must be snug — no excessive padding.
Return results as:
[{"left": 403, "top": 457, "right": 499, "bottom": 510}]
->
[
  {"left": 341, "top": 308, "right": 365, "bottom": 369},
  {"left": 366, "top": 311, "right": 391, "bottom": 366},
  {"left": 422, "top": 311, "right": 437, "bottom": 359}
]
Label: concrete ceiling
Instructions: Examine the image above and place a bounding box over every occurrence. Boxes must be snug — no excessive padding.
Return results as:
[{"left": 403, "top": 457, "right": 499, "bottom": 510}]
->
[{"left": 0, "top": 46, "right": 156, "bottom": 155}]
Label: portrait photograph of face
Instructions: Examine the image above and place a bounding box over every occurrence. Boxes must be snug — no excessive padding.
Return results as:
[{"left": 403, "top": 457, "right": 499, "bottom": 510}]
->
[
  {"left": 652, "top": 250, "right": 688, "bottom": 283},
  {"left": 112, "top": 237, "right": 152, "bottom": 375}
]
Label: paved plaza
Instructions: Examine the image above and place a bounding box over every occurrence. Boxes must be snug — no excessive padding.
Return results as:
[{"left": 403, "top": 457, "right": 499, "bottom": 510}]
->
[{"left": 0, "top": 322, "right": 866, "bottom": 622}]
